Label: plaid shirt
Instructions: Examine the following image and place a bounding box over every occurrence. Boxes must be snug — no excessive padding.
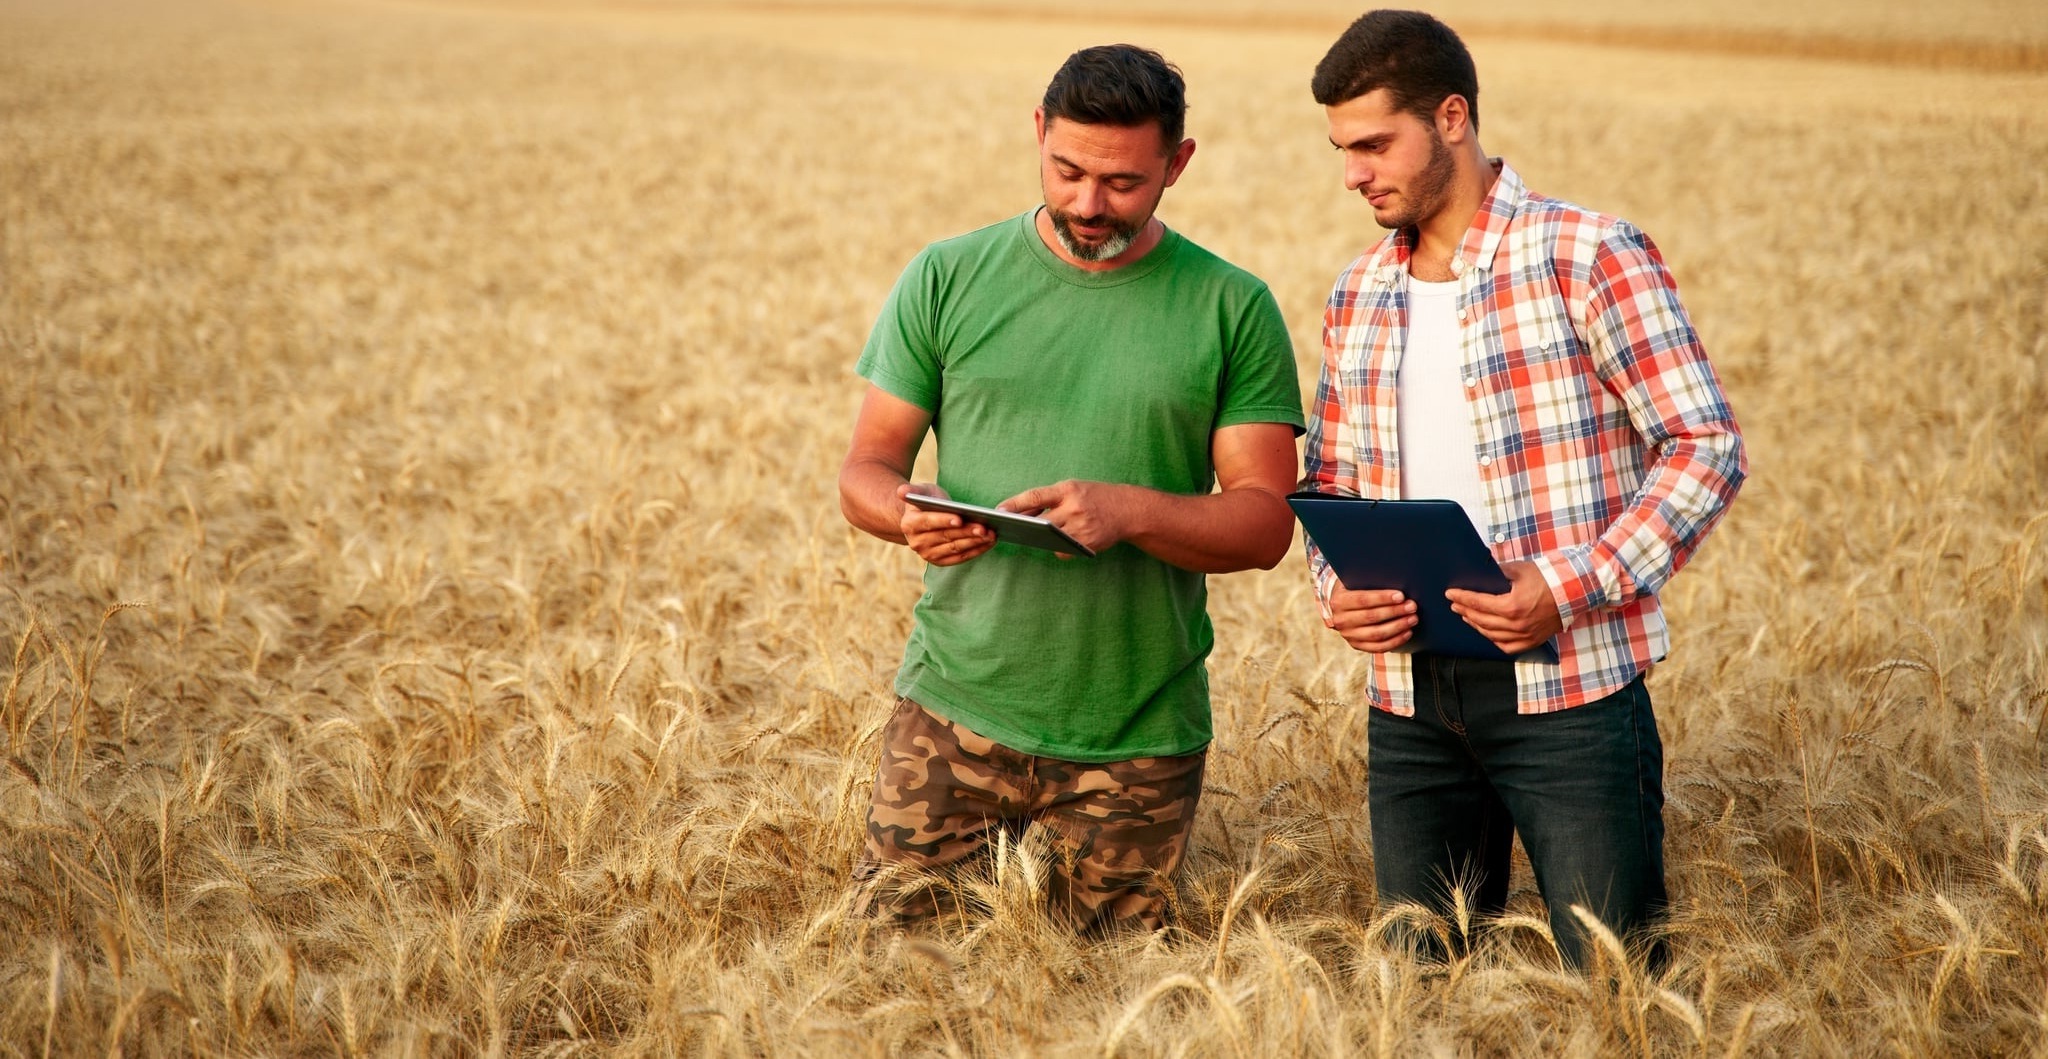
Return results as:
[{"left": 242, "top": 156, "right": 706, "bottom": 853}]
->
[{"left": 1303, "top": 159, "right": 1746, "bottom": 715}]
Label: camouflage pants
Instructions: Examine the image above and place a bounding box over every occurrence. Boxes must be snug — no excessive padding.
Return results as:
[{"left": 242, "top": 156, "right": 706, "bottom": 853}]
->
[{"left": 853, "top": 697, "right": 1206, "bottom": 933}]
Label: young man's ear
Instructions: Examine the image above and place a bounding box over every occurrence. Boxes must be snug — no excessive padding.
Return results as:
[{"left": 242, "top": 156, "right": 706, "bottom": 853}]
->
[
  {"left": 1034, "top": 106, "right": 1048, "bottom": 146},
  {"left": 1435, "top": 94, "right": 1473, "bottom": 144}
]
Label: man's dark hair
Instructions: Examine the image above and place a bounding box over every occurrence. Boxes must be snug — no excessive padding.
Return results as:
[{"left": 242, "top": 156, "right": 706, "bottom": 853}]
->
[
  {"left": 1311, "top": 10, "right": 1479, "bottom": 132},
  {"left": 1042, "top": 44, "right": 1187, "bottom": 151}
]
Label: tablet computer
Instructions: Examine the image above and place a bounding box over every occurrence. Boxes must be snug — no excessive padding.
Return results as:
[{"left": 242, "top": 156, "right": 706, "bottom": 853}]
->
[
  {"left": 903, "top": 493, "right": 1096, "bottom": 557},
  {"left": 1287, "top": 493, "right": 1558, "bottom": 663}
]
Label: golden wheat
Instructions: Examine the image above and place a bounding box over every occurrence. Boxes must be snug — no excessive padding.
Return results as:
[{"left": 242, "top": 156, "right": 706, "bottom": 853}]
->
[{"left": 3, "top": 0, "right": 2045, "bottom": 1055}]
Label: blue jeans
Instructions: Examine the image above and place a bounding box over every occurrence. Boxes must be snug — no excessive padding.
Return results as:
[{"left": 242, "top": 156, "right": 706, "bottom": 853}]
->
[{"left": 1366, "top": 655, "right": 1667, "bottom": 969}]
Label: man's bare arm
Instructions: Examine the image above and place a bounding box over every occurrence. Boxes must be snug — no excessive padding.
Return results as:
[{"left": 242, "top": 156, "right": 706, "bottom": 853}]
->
[
  {"left": 839, "top": 385, "right": 993, "bottom": 565},
  {"left": 998, "top": 421, "right": 1298, "bottom": 573}
]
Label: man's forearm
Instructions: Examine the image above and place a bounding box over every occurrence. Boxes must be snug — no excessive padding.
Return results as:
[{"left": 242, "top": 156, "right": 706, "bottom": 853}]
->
[
  {"left": 1529, "top": 428, "right": 1745, "bottom": 624},
  {"left": 1119, "top": 484, "right": 1295, "bottom": 573},
  {"left": 839, "top": 457, "right": 912, "bottom": 543}
]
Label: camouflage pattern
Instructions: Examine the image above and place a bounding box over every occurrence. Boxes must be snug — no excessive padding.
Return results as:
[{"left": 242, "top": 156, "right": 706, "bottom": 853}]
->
[{"left": 853, "top": 697, "right": 1205, "bottom": 933}]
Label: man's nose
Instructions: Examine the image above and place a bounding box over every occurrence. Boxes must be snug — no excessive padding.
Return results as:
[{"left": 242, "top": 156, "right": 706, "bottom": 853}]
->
[
  {"left": 1345, "top": 156, "right": 1371, "bottom": 192},
  {"left": 1073, "top": 181, "right": 1106, "bottom": 219}
]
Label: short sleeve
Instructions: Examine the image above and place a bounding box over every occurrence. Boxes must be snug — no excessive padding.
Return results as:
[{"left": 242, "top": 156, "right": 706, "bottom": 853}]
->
[
  {"left": 1215, "top": 283, "right": 1306, "bottom": 435},
  {"left": 854, "top": 249, "right": 944, "bottom": 412}
]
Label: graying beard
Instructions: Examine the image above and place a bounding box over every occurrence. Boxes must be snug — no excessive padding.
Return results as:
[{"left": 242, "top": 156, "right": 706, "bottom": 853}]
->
[{"left": 1056, "top": 224, "right": 1136, "bottom": 262}]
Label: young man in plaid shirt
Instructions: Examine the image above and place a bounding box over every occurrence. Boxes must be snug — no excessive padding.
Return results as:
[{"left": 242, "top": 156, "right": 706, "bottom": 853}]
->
[{"left": 1302, "top": 11, "right": 1746, "bottom": 967}]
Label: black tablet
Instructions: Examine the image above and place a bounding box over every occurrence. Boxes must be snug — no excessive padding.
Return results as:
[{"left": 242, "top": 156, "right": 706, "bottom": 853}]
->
[
  {"left": 903, "top": 493, "right": 1096, "bottom": 557},
  {"left": 1288, "top": 493, "right": 1558, "bottom": 663}
]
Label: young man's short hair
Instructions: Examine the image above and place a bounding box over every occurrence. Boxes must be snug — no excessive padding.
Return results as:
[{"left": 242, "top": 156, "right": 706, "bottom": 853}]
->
[
  {"left": 1042, "top": 44, "right": 1187, "bottom": 151},
  {"left": 1311, "top": 9, "right": 1480, "bottom": 132}
]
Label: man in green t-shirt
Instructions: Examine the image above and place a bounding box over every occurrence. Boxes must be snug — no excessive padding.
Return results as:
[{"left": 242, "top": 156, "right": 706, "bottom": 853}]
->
[{"left": 838, "top": 44, "right": 1305, "bottom": 933}]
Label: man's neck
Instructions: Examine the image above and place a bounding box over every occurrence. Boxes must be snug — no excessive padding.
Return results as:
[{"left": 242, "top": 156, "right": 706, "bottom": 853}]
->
[{"left": 1408, "top": 153, "right": 1499, "bottom": 283}]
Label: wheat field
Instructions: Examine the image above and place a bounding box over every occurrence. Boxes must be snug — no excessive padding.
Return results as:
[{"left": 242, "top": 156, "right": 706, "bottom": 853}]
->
[{"left": 3, "top": 0, "right": 2046, "bottom": 1055}]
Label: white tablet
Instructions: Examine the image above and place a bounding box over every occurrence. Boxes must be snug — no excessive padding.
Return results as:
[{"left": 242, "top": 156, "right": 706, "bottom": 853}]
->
[{"left": 903, "top": 493, "right": 1095, "bottom": 557}]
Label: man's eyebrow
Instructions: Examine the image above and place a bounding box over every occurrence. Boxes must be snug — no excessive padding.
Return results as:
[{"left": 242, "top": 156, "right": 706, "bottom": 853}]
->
[{"left": 1048, "top": 150, "right": 1149, "bottom": 182}]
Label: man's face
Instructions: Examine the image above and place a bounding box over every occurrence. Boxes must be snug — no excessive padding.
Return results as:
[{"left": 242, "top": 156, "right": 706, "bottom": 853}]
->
[
  {"left": 1036, "top": 109, "right": 1192, "bottom": 263},
  {"left": 1326, "top": 88, "right": 1456, "bottom": 232}
]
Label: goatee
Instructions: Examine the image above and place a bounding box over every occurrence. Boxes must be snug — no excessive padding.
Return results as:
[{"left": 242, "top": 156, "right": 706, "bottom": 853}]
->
[{"left": 1048, "top": 207, "right": 1140, "bottom": 262}]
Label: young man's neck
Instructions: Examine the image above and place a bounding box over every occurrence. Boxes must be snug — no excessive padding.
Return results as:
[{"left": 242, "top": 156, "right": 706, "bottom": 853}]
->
[{"left": 1408, "top": 148, "right": 1498, "bottom": 282}]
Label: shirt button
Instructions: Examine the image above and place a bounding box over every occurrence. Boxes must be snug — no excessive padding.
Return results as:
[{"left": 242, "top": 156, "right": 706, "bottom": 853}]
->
[
  {"left": 1478, "top": 455, "right": 1493, "bottom": 467},
  {"left": 1463, "top": 375, "right": 1477, "bottom": 388},
  {"left": 1456, "top": 309, "right": 1468, "bottom": 322},
  {"left": 1493, "top": 532, "right": 1507, "bottom": 543}
]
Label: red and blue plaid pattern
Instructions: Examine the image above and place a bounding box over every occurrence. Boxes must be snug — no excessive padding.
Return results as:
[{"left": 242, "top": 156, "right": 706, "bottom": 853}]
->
[{"left": 1303, "top": 160, "right": 1746, "bottom": 715}]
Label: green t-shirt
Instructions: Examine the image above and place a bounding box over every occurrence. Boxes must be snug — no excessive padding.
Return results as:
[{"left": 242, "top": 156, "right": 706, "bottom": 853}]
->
[{"left": 856, "top": 209, "right": 1303, "bottom": 762}]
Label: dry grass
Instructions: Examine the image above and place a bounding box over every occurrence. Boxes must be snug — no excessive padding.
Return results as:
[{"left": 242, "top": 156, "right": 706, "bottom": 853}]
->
[
  {"left": 673, "top": 0, "right": 2048, "bottom": 71},
  {"left": 3, "top": 0, "right": 2046, "bottom": 1055}
]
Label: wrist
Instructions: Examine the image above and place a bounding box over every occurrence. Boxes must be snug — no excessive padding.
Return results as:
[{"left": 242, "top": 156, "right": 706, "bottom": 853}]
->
[
  {"left": 1105, "top": 482, "right": 1149, "bottom": 543},
  {"left": 1525, "top": 553, "right": 1582, "bottom": 630}
]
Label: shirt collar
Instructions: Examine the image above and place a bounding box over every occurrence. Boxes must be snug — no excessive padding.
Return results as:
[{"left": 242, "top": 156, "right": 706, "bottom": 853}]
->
[{"left": 1362, "top": 157, "right": 1526, "bottom": 287}]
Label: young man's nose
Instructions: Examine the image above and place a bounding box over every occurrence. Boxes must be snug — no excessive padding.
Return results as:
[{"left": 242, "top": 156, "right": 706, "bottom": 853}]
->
[{"left": 1345, "top": 157, "right": 1373, "bottom": 192}]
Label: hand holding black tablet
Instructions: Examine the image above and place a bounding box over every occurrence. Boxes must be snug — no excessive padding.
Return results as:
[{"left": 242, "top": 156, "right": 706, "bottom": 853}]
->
[
  {"left": 1288, "top": 493, "right": 1558, "bottom": 662},
  {"left": 904, "top": 493, "right": 1096, "bottom": 557}
]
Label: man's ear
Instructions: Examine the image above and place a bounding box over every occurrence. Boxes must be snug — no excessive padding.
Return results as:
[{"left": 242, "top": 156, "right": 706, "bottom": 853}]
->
[
  {"left": 1436, "top": 94, "right": 1472, "bottom": 144},
  {"left": 1034, "top": 106, "right": 1048, "bottom": 146},
  {"left": 1162, "top": 137, "right": 1197, "bottom": 188}
]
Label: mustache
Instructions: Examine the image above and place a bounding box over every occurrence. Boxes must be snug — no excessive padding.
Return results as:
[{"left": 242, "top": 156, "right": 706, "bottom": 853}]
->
[{"left": 1052, "top": 208, "right": 1133, "bottom": 234}]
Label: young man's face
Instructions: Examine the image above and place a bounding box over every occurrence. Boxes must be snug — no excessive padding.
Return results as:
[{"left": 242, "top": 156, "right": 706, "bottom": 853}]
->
[
  {"left": 1035, "top": 109, "right": 1193, "bottom": 263},
  {"left": 1326, "top": 88, "right": 1456, "bottom": 232}
]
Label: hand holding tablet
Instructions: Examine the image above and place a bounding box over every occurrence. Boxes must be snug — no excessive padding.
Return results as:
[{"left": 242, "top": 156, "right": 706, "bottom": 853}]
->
[
  {"left": 903, "top": 493, "right": 1096, "bottom": 557},
  {"left": 1288, "top": 493, "right": 1558, "bottom": 662},
  {"left": 894, "top": 484, "right": 997, "bottom": 566}
]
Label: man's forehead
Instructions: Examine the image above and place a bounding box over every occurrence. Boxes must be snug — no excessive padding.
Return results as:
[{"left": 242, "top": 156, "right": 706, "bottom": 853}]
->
[
  {"left": 1326, "top": 89, "right": 1424, "bottom": 138},
  {"left": 1041, "top": 115, "right": 1172, "bottom": 158},
  {"left": 1327, "top": 87, "right": 1404, "bottom": 122}
]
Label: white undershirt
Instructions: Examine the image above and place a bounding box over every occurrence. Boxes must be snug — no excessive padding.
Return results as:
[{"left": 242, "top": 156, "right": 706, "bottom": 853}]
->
[{"left": 1397, "top": 275, "right": 1491, "bottom": 539}]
